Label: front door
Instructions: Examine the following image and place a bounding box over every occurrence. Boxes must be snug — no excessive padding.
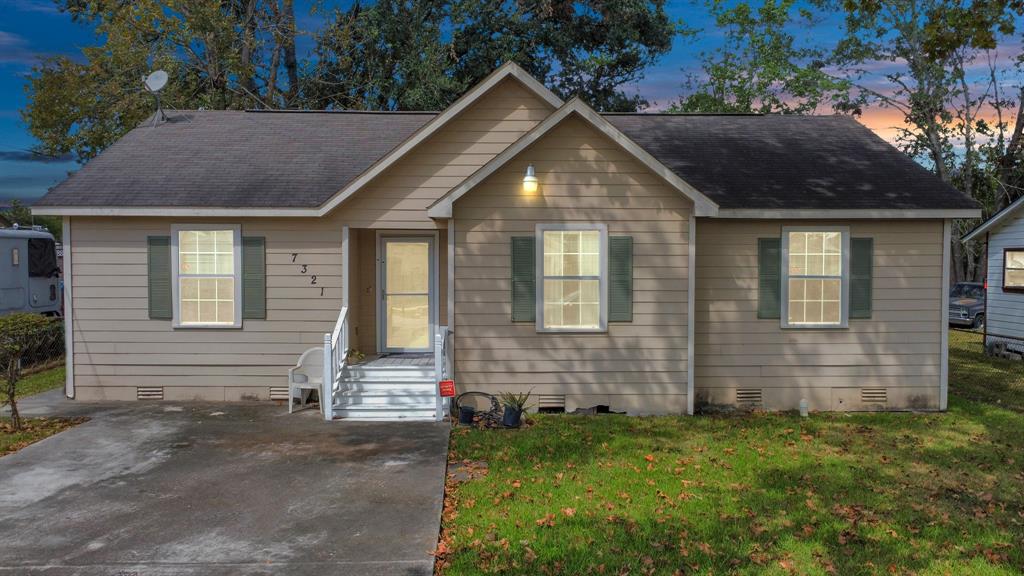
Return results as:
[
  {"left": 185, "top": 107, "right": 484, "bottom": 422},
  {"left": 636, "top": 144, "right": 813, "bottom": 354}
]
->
[{"left": 380, "top": 236, "right": 435, "bottom": 353}]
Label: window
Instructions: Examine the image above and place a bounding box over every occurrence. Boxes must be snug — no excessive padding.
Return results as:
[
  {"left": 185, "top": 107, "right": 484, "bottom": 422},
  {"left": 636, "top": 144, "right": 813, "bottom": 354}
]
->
[
  {"left": 28, "top": 238, "right": 57, "bottom": 277},
  {"left": 171, "top": 225, "right": 241, "bottom": 327},
  {"left": 1004, "top": 249, "right": 1024, "bottom": 290},
  {"left": 782, "top": 227, "right": 849, "bottom": 328},
  {"left": 537, "top": 223, "right": 607, "bottom": 332}
]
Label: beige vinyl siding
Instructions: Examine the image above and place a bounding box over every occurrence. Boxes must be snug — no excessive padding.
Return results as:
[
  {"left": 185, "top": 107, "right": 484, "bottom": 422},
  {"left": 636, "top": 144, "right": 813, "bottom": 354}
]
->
[
  {"left": 72, "top": 216, "right": 342, "bottom": 401},
  {"left": 453, "top": 116, "right": 692, "bottom": 414},
  {"left": 327, "top": 78, "right": 556, "bottom": 229},
  {"left": 694, "top": 219, "right": 943, "bottom": 411}
]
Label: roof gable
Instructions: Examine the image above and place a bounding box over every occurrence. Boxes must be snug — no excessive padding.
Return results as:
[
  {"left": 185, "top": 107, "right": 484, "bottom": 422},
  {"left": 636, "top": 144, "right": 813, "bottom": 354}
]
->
[
  {"left": 318, "top": 62, "right": 562, "bottom": 216},
  {"left": 427, "top": 98, "right": 719, "bottom": 218},
  {"left": 962, "top": 196, "right": 1024, "bottom": 242}
]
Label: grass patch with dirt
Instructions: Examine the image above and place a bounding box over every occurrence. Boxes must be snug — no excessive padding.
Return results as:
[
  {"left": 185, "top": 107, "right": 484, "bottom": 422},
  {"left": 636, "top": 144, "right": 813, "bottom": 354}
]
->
[
  {"left": 0, "top": 416, "right": 86, "bottom": 456},
  {"left": 441, "top": 399, "right": 1024, "bottom": 575},
  {"left": 2, "top": 366, "right": 79, "bottom": 456}
]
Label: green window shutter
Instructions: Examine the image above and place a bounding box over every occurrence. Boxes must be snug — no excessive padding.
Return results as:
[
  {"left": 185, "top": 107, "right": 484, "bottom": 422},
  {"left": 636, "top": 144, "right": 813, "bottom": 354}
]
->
[
  {"left": 608, "top": 236, "right": 633, "bottom": 322},
  {"left": 757, "top": 238, "right": 781, "bottom": 319},
  {"left": 850, "top": 237, "right": 873, "bottom": 319},
  {"left": 510, "top": 236, "right": 536, "bottom": 322},
  {"left": 147, "top": 236, "right": 172, "bottom": 320},
  {"left": 242, "top": 236, "right": 266, "bottom": 320}
]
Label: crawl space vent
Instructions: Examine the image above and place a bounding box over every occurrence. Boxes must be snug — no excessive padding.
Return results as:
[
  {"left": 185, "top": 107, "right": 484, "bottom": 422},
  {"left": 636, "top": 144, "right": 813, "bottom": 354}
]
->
[
  {"left": 537, "top": 394, "right": 566, "bottom": 413},
  {"left": 136, "top": 387, "right": 164, "bottom": 400},
  {"left": 861, "top": 388, "right": 887, "bottom": 405},
  {"left": 736, "top": 388, "right": 763, "bottom": 408},
  {"left": 269, "top": 387, "right": 290, "bottom": 401}
]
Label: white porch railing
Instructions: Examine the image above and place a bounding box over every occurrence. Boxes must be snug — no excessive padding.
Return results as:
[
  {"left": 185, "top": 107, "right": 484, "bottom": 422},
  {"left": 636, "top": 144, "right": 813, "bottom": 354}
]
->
[
  {"left": 434, "top": 325, "right": 453, "bottom": 422},
  {"left": 322, "top": 305, "right": 349, "bottom": 421}
]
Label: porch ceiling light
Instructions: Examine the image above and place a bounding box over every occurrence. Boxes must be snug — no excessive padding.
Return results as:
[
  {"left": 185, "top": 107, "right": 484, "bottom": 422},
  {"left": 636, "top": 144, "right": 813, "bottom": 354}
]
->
[{"left": 522, "top": 164, "right": 539, "bottom": 194}]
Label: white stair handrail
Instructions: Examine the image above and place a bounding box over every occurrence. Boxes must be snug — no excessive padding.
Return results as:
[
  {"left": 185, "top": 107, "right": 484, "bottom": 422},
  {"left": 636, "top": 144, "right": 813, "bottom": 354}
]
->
[
  {"left": 434, "top": 325, "right": 453, "bottom": 422},
  {"left": 323, "top": 305, "right": 349, "bottom": 421}
]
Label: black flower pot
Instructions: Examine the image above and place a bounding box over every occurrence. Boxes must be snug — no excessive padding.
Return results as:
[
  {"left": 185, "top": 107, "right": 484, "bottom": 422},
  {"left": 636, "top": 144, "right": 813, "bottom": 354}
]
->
[
  {"left": 458, "top": 405, "right": 476, "bottom": 425},
  {"left": 502, "top": 406, "right": 523, "bottom": 428}
]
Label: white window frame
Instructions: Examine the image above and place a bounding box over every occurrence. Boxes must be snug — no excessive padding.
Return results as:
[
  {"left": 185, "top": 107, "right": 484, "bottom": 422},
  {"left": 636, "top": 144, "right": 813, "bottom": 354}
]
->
[
  {"left": 535, "top": 223, "right": 608, "bottom": 333},
  {"left": 170, "top": 223, "right": 243, "bottom": 329},
  {"left": 781, "top": 226, "right": 850, "bottom": 329}
]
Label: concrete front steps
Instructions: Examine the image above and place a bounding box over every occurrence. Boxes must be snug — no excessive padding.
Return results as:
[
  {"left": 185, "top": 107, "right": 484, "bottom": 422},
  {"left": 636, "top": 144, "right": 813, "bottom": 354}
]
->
[{"left": 332, "top": 365, "right": 438, "bottom": 421}]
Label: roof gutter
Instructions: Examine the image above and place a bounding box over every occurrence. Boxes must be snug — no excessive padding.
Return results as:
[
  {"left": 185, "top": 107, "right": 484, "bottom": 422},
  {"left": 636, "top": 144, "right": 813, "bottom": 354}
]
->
[
  {"left": 31, "top": 206, "right": 321, "bottom": 217},
  {"left": 715, "top": 208, "right": 981, "bottom": 219}
]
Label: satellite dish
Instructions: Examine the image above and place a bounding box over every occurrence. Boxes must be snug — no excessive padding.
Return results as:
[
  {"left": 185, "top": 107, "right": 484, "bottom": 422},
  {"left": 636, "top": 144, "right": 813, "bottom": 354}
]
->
[
  {"left": 144, "top": 70, "right": 168, "bottom": 93},
  {"left": 143, "top": 70, "right": 169, "bottom": 126}
]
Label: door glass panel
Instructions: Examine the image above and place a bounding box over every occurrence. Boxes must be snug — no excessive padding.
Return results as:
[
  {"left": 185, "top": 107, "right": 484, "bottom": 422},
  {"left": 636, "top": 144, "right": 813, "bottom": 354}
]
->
[
  {"left": 386, "top": 294, "right": 430, "bottom": 349},
  {"left": 386, "top": 242, "right": 429, "bottom": 293},
  {"left": 384, "top": 240, "right": 431, "bottom": 350}
]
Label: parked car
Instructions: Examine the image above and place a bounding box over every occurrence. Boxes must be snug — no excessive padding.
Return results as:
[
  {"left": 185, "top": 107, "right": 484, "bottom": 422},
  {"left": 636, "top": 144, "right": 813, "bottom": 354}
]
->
[
  {"left": 949, "top": 282, "right": 985, "bottom": 328},
  {"left": 0, "top": 225, "right": 62, "bottom": 317}
]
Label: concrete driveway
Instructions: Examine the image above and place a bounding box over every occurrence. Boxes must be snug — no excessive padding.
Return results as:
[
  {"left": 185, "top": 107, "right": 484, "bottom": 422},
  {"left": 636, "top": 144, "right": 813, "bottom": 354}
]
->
[{"left": 0, "top": 391, "right": 449, "bottom": 575}]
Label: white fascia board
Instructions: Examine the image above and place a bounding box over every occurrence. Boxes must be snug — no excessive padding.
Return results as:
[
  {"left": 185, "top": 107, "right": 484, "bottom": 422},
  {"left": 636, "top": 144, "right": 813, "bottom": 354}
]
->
[
  {"left": 715, "top": 208, "right": 981, "bottom": 220},
  {"left": 962, "top": 196, "right": 1024, "bottom": 242},
  {"left": 427, "top": 98, "right": 719, "bottom": 219},
  {"left": 32, "top": 206, "right": 320, "bottom": 217},
  {"left": 316, "top": 62, "right": 562, "bottom": 217}
]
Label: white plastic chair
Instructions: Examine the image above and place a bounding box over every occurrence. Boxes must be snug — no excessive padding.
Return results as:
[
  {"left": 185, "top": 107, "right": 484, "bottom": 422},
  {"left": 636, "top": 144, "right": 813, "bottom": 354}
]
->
[{"left": 288, "top": 347, "right": 324, "bottom": 413}]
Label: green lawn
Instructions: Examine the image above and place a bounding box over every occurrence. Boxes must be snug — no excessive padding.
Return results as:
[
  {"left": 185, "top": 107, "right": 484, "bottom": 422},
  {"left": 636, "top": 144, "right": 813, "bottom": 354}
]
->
[
  {"left": 11, "top": 365, "right": 66, "bottom": 398},
  {"left": 441, "top": 340, "right": 1024, "bottom": 575},
  {"left": 949, "top": 330, "right": 1024, "bottom": 412}
]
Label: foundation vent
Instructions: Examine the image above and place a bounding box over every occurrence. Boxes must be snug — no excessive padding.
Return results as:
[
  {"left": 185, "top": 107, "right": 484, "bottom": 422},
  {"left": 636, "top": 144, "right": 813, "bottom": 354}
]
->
[
  {"left": 269, "top": 387, "right": 290, "bottom": 401},
  {"left": 537, "top": 394, "right": 566, "bottom": 413},
  {"left": 861, "top": 388, "right": 887, "bottom": 405},
  {"left": 736, "top": 388, "right": 763, "bottom": 408},
  {"left": 136, "top": 387, "right": 164, "bottom": 400}
]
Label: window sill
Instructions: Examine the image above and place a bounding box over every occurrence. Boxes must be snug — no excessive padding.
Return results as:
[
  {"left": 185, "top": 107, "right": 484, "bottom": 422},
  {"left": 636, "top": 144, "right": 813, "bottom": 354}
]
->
[
  {"left": 536, "top": 327, "right": 608, "bottom": 334},
  {"left": 172, "top": 323, "right": 243, "bottom": 330},
  {"left": 781, "top": 323, "right": 848, "bottom": 330}
]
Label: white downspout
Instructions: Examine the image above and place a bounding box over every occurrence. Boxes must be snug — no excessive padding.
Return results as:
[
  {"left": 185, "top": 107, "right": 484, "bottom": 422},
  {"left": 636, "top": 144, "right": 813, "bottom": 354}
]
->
[
  {"left": 62, "top": 216, "right": 74, "bottom": 399},
  {"left": 687, "top": 213, "right": 696, "bottom": 415}
]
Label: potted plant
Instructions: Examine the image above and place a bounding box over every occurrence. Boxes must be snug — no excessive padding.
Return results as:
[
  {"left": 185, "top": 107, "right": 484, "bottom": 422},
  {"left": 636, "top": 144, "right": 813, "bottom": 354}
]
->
[{"left": 499, "top": 389, "right": 533, "bottom": 428}]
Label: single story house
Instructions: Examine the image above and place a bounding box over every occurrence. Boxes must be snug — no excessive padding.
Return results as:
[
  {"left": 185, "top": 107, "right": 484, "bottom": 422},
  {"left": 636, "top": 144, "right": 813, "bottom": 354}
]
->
[
  {"left": 963, "top": 197, "right": 1024, "bottom": 353},
  {"left": 34, "top": 63, "right": 980, "bottom": 420}
]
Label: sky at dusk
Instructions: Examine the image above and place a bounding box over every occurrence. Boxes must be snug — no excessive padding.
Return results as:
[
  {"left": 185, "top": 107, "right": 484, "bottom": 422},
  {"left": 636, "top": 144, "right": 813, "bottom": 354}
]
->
[{"left": 1, "top": 0, "right": 1021, "bottom": 203}]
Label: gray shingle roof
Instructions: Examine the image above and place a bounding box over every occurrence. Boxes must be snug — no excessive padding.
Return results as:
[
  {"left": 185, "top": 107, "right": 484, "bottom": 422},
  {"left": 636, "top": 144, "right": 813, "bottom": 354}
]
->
[
  {"left": 36, "top": 109, "right": 976, "bottom": 211},
  {"left": 35, "top": 110, "right": 435, "bottom": 208},
  {"left": 605, "top": 113, "right": 977, "bottom": 210}
]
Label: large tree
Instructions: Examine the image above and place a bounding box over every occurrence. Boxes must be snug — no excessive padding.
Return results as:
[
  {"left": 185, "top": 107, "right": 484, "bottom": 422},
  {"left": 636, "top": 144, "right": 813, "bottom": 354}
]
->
[
  {"left": 674, "top": 0, "right": 851, "bottom": 114},
  {"left": 24, "top": 0, "right": 302, "bottom": 162},
  {"left": 308, "top": 0, "right": 680, "bottom": 112},
  {"left": 826, "top": 0, "right": 1024, "bottom": 281}
]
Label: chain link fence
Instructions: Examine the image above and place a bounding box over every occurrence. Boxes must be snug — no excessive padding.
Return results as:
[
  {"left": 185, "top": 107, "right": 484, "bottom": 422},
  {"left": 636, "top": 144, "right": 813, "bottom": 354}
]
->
[
  {"left": 948, "top": 327, "right": 1024, "bottom": 412},
  {"left": 1, "top": 316, "right": 65, "bottom": 382}
]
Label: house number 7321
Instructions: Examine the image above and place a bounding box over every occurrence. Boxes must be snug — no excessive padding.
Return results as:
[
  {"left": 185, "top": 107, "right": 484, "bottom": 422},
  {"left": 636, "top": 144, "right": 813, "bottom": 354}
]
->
[{"left": 290, "top": 253, "right": 325, "bottom": 296}]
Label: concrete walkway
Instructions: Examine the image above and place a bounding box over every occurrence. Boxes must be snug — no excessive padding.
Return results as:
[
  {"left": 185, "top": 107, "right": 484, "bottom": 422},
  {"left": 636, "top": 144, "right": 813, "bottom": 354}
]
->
[{"left": 0, "top": 391, "right": 449, "bottom": 575}]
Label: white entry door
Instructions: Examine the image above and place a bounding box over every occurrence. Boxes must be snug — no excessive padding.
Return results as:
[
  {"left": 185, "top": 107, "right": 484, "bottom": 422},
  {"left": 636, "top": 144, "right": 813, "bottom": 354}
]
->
[{"left": 379, "top": 236, "right": 435, "bottom": 353}]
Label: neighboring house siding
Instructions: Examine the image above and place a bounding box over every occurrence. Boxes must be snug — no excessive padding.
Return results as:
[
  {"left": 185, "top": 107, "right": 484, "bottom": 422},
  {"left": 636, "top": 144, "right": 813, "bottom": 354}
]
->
[
  {"left": 453, "top": 116, "right": 692, "bottom": 414},
  {"left": 328, "top": 78, "right": 556, "bottom": 229},
  {"left": 694, "top": 219, "right": 943, "bottom": 411},
  {"left": 984, "top": 213, "right": 1024, "bottom": 345},
  {"left": 71, "top": 217, "right": 342, "bottom": 401}
]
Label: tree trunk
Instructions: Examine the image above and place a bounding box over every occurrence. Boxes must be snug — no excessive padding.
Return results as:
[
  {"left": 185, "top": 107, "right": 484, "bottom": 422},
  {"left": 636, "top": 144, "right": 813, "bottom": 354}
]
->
[
  {"left": 281, "top": 0, "right": 299, "bottom": 106},
  {"left": 5, "top": 363, "right": 20, "bottom": 431}
]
